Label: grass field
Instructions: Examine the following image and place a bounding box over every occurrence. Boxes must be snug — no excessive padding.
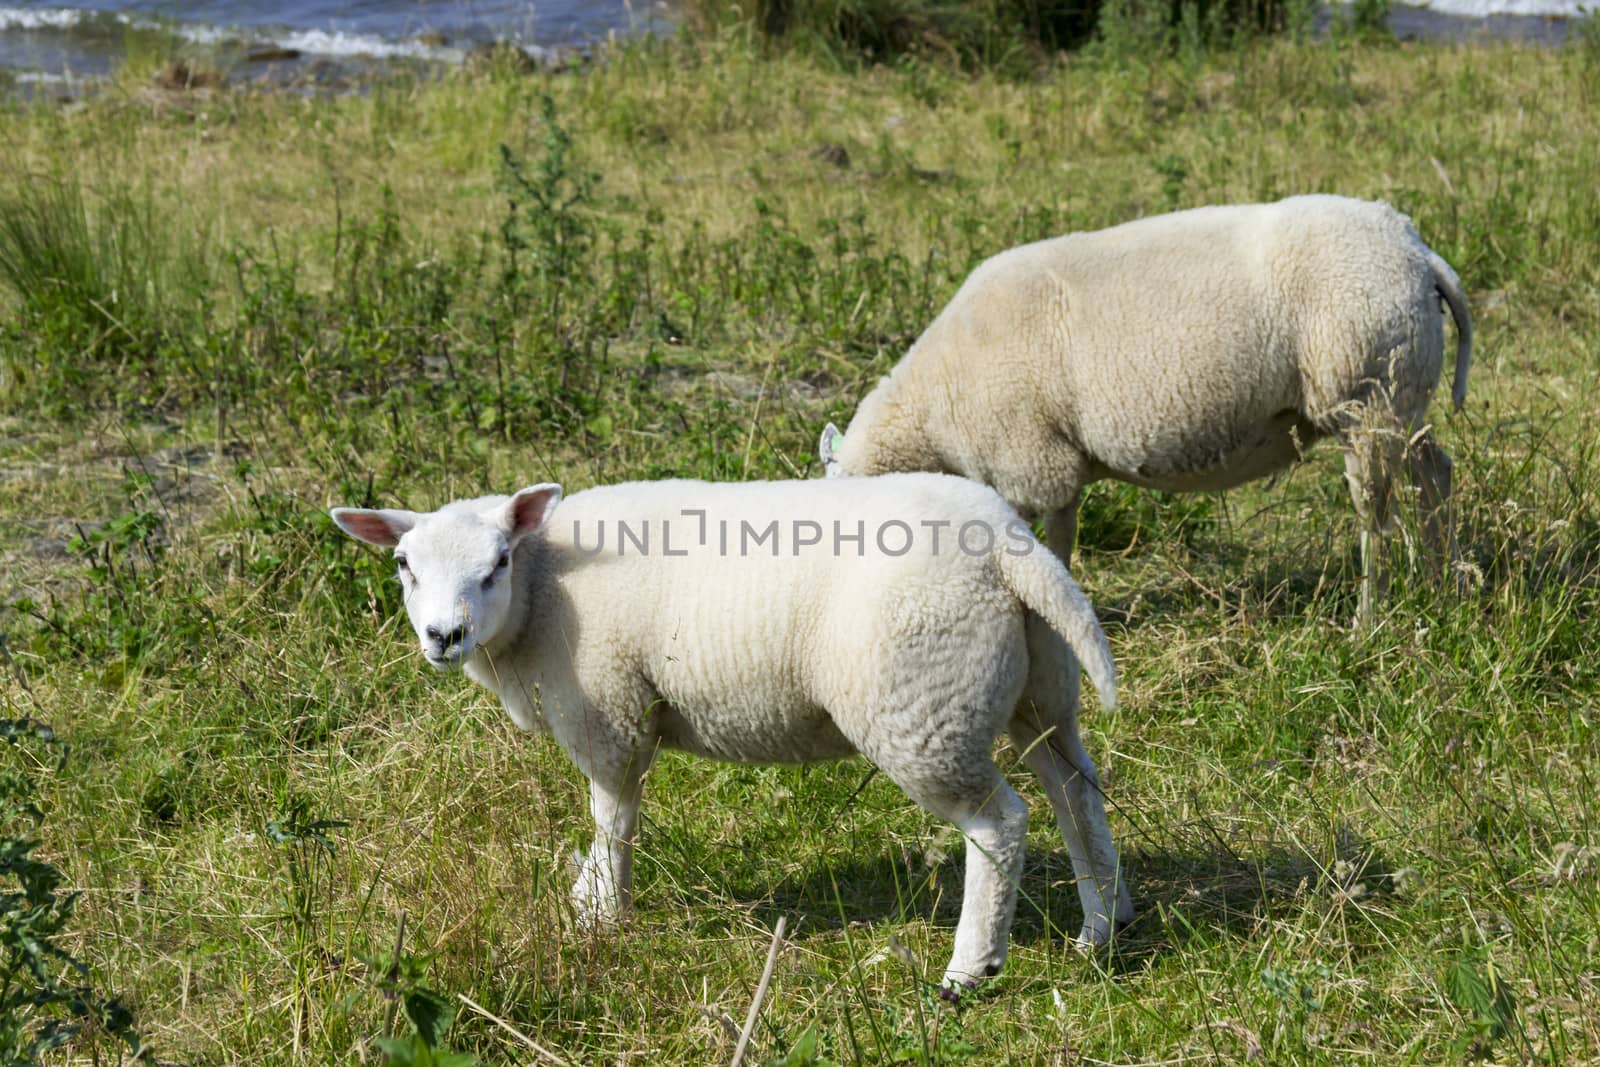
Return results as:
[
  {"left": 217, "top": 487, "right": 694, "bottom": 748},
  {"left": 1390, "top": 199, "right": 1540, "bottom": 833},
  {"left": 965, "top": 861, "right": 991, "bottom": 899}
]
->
[{"left": 1, "top": 23, "right": 1599, "bottom": 1064}]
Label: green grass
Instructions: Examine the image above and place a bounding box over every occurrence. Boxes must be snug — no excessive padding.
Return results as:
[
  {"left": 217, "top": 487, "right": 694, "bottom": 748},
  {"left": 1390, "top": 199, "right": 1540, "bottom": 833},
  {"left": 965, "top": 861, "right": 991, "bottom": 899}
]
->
[{"left": 0, "top": 26, "right": 1598, "bottom": 1064}]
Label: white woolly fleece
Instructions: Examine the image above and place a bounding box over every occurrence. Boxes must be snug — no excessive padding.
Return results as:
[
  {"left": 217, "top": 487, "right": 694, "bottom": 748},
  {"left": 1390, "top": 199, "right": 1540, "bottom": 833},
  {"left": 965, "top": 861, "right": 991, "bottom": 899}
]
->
[{"left": 831, "top": 194, "right": 1471, "bottom": 517}]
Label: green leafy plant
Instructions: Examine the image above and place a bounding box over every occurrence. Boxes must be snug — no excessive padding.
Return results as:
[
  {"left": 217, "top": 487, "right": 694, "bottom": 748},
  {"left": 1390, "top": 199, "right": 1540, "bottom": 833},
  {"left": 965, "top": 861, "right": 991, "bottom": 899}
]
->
[
  {"left": 1076, "top": 482, "right": 1217, "bottom": 555},
  {"left": 770, "top": 1027, "right": 841, "bottom": 1066},
  {"left": 266, "top": 793, "right": 350, "bottom": 1050},
  {"left": 1153, "top": 153, "right": 1189, "bottom": 210},
  {"left": 265, "top": 794, "right": 349, "bottom": 943},
  {"left": 365, "top": 942, "right": 477, "bottom": 1067},
  {"left": 0, "top": 719, "right": 145, "bottom": 1064},
  {"left": 1259, "top": 961, "right": 1331, "bottom": 1013},
  {"left": 14, "top": 468, "right": 210, "bottom": 680},
  {"left": 1443, "top": 953, "right": 1524, "bottom": 1060},
  {"left": 497, "top": 96, "right": 600, "bottom": 328}
]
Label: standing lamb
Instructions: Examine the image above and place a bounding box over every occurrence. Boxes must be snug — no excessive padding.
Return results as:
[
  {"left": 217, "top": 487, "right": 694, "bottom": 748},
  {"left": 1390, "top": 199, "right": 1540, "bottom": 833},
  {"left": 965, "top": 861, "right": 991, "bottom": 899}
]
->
[
  {"left": 819, "top": 194, "right": 1473, "bottom": 624},
  {"left": 331, "top": 473, "right": 1130, "bottom": 989}
]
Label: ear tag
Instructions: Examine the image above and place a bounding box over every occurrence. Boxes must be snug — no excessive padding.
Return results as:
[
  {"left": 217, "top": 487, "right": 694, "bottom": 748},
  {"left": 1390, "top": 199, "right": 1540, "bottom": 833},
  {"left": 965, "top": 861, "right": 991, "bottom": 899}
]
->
[{"left": 819, "top": 422, "right": 846, "bottom": 474}]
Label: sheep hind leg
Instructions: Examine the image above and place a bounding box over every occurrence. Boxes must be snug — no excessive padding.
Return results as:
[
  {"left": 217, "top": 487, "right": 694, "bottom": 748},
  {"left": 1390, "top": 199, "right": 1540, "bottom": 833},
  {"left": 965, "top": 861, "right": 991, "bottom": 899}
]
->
[
  {"left": 1407, "top": 430, "right": 1460, "bottom": 590},
  {"left": 1043, "top": 495, "right": 1081, "bottom": 572},
  {"left": 874, "top": 753, "right": 1030, "bottom": 990},
  {"left": 1341, "top": 408, "right": 1407, "bottom": 630},
  {"left": 1013, "top": 617, "right": 1132, "bottom": 949}
]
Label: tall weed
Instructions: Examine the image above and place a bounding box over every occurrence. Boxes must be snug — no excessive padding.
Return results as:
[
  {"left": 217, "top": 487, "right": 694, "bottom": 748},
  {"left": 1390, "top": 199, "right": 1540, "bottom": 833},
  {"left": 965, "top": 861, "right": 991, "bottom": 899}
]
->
[{"left": 683, "top": 0, "right": 1293, "bottom": 69}]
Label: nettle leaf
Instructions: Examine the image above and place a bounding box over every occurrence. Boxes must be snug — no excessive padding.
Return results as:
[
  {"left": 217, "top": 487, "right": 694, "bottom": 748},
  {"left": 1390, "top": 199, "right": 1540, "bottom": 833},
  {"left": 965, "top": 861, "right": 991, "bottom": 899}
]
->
[
  {"left": 777, "top": 1028, "right": 828, "bottom": 1067},
  {"left": 376, "top": 1032, "right": 477, "bottom": 1067},
  {"left": 303, "top": 820, "right": 350, "bottom": 855},
  {"left": 1444, "top": 955, "right": 1517, "bottom": 1039},
  {"left": 0, "top": 718, "right": 145, "bottom": 1058},
  {"left": 404, "top": 986, "right": 457, "bottom": 1049},
  {"left": 29, "top": 1019, "right": 80, "bottom": 1055},
  {"left": 374, "top": 1034, "right": 424, "bottom": 1065}
]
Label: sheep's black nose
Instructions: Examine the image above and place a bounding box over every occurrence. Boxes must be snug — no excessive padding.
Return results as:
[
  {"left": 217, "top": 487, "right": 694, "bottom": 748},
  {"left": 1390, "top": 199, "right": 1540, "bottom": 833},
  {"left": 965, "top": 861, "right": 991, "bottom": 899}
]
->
[{"left": 426, "top": 624, "right": 467, "bottom": 648}]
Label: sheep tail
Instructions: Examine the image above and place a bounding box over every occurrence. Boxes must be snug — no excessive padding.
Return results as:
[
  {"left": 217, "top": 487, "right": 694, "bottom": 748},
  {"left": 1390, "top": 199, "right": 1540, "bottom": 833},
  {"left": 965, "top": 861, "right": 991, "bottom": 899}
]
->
[
  {"left": 998, "top": 546, "right": 1117, "bottom": 710},
  {"left": 1428, "top": 249, "right": 1473, "bottom": 410}
]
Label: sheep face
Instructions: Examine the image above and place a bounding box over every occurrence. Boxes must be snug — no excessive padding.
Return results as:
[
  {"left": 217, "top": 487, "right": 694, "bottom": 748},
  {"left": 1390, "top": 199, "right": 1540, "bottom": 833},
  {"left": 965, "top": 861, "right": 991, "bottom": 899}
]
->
[{"left": 332, "top": 485, "right": 563, "bottom": 670}]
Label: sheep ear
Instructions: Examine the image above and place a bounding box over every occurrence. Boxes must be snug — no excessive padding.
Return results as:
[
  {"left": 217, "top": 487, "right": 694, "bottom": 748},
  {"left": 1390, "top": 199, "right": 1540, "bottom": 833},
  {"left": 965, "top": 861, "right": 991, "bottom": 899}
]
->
[
  {"left": 331, "top": 508, "right": 418, "bottom": 547},
  {"left": 819, "top": 422, "right": 844, "bottom": 469},
  {"left": 504, "top": 483, "right": 563, "bottom": 543}
]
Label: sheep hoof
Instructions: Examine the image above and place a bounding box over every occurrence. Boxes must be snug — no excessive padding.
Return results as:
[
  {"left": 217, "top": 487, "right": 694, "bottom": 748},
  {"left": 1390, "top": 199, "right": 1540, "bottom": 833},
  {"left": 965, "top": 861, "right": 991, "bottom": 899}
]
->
[
  {"left": 572, "top": 898, "right": 626, "bottom": 932},
  {"left": 1349, "top": 613, "right": 1381, "bottom": 636},
  {"left": 570, "top": 861, "right": 627, "bottom": 929},
  {"left": 938, "top": 979, "right": 979, "bottom": 1006},
  {"left": 576, "top": 908, "right": 624, "bottom": 927},
  {"left": 1072, "top": 916, "right": 1116, "bottom": 952}
]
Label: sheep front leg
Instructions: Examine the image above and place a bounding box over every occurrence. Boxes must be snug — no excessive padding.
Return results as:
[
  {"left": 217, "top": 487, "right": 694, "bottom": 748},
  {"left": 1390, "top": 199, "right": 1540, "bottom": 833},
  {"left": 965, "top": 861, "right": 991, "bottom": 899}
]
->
[{"left": 572, "top": 763, "right": 645, "bottom": 928}]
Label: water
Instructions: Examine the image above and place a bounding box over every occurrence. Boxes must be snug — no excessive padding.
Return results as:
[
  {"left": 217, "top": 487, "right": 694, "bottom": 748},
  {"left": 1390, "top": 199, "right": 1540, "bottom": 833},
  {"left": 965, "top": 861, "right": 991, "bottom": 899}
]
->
[
  {"left": 1388, "top": 2, "right": 1574, "bottom": 43},
  {"left": 0, "top": 0, "right": 1583, "bottom": 93},
  {"left": 0, "top": 1, "right": 671, "bottom": 88}
]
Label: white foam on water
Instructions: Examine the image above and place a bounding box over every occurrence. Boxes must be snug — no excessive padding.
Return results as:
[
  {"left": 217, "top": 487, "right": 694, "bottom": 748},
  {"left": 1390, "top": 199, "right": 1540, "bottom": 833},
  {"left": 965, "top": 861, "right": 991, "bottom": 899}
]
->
[
  {"left": 11, "top": 68, "right": 74, "bottom": 82},
  {"left": 0, "top": 7, "right": 468, "bottom": 62},
  {"left": 0, "top": 7, "right": 127, "bottom": 30},
  {"left": 172, "top": 23, "right": 237, "bottom": 46},
  {"left": 271, "top": 28, "right": 464, "bottom": 61}
]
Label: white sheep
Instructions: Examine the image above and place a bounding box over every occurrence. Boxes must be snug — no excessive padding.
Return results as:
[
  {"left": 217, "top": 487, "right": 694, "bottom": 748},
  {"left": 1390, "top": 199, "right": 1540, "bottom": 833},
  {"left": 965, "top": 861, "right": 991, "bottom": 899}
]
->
[
  {"left": 819, "top": 194, "right": 1473, "bottom": 623},
  {"left": 332, "top": 472, "right": 1130, "bottom": 989}
]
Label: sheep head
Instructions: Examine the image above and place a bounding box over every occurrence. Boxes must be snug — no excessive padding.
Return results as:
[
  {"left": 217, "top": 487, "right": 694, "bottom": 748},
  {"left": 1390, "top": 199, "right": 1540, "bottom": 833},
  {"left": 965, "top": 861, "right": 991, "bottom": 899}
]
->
[{"left": 331, "top": 484, "right": 562, "bottom": 669}]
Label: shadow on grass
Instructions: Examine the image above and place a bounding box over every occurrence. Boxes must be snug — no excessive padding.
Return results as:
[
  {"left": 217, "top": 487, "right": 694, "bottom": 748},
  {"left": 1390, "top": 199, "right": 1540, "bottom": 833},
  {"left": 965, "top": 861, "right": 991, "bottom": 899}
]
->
[
  {"left": 1085, "top": 532, "right": 1358, "bottom": 634},
  {"left": 1096, "top": 833, "right": 1403, "bottom": 971},
  {"left": 651, "top": 821, "right": 1402, "bottom": 969},
  {"left": 1020, "top": 824, "right": 1401, "bottom": 971},
  {"left": 1091, "top": 510, "right": 1600, "bottom": 637}
]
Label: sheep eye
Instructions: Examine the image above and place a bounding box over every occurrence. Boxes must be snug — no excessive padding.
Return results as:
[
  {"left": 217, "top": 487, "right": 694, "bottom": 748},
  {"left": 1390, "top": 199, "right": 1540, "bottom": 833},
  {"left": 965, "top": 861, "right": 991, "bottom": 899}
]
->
[
  {"left": 482, "top": 553, "right": 510, "bottom": 589},
  {"left": 395, "top": 556, "right": 411, "bottom": 575}
]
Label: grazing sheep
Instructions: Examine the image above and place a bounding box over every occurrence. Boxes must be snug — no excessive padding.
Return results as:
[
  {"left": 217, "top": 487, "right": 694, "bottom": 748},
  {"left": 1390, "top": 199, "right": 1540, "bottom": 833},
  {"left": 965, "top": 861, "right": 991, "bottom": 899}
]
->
[
  {"left": 819, "top": 195, "right": 1473, "bottom": 623},
  {"left": 332, "top": 473, "right": 1130, "bottom": 989}
]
